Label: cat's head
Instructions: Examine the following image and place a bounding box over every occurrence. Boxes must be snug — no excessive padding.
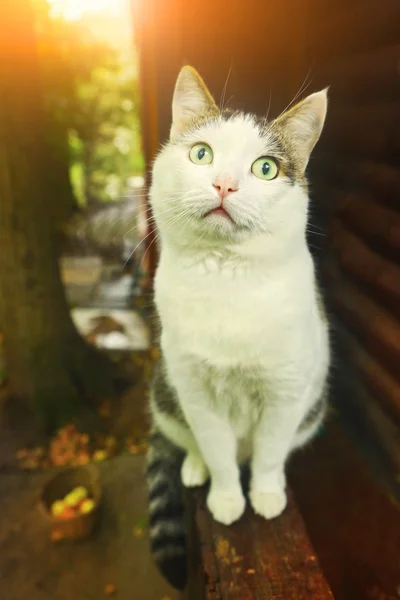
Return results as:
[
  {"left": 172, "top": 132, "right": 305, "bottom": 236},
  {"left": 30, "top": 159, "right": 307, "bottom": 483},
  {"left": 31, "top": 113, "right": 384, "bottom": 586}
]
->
[{"left": 150, "top": 66, "right": 327, "bottom": 249}]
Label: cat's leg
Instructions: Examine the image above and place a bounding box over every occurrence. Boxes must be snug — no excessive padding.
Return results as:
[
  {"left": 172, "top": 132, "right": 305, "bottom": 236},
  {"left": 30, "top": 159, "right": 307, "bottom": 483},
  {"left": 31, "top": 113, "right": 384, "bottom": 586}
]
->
[
  {"left": 181, "top": 452, "right": 209, "bottom": 488},
  {"left": 151, "top": 358, "right": 209, "bottom": 487},
  {"left": 154, "top": 410, "right": 209, "bottom": 487},
  {"left": 165, "top": 357, "right": 245, "bottom": 525},
  {"left": 250, "top": 379, "right": 319, "bottom": 520}
]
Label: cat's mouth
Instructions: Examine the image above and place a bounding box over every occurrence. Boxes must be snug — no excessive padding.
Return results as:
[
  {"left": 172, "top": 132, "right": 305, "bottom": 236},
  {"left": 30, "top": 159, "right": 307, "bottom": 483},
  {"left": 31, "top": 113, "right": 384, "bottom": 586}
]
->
[{"left": 204, "top": 206, "right": 234, "bottom": 222}]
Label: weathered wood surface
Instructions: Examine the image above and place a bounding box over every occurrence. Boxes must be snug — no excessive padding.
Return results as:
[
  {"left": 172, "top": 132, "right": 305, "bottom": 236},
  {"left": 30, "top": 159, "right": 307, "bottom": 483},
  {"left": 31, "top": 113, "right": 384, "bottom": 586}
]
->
[
  {"left": 334, "top": 318, "right": 400, "bottom": 426},
  {"left": 332, "top": 322, "right": 400, "bottom": 471},
  {"left": 312, "top": 157, "right": 400, "bottom": 207},
  {"left": 326, "top": 265, "right": 400, "bottom": 381},
  {"left": 320, "top": 102, "right": 400, "bottom": 158},
  {"left": 334, "top": 192, "right": 400, "bottom": 257},
  {"left": 330, "top": 220, "right": 400, "bottom": 309},
  {"left": 314, "top": 44, "right": 400, "bottom": 102},
  {"left": 325, "top": 262, "right": 400, "bottom": 422},
  {"left": 289, "top": 416, "right": 400, "bottom": 600},
  {"left": 185, "top": 488, "right": 334, "bottom": 599},
  {"left": 310, "top": 1, "right": 400, "bottom": 59}
]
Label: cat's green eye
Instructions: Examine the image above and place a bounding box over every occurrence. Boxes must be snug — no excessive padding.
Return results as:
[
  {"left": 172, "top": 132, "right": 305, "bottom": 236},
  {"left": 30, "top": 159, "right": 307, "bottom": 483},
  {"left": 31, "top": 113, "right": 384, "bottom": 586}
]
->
[
  {"left": 189, "top": 143, "right": 213, "bottom": 165},
  {"left": 251, "top": 156, "right": 279, "bottom": 181}
]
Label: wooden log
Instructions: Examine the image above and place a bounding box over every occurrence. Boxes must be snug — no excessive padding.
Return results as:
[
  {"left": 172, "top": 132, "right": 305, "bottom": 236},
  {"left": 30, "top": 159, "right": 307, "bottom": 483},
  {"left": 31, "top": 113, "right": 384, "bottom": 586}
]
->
[
  {"left": 330, "top": 220, "right": 400, "bottom": 310},
  {"left": 320, "top": 102, "right": 400, "bottom": 158},
  {"left": 325, "top": 262, "right": 400, "bottom": 381},
  {"left": 310, "top": 2, "right": 400, "bottom": 59},
  {"left": 184, "top": 487, "right": 334, "bottom": 599},
  {"left": 312, "top": 156, "right": 400, "bottom": 208},
  {"left": 330, "top": 321, "right": 400, "bottom": 471},
  {"left": 312, "top": 44, "right": 400, "bottom": 103},
  {"left": 333, "top": 191, "right": 400, "bottom": 256},
  {"left": 290, "top": 415, "right": 400, "bottom": 598},
  {"left": 329, "top": 308, "right": 400, "bottom": 423}
]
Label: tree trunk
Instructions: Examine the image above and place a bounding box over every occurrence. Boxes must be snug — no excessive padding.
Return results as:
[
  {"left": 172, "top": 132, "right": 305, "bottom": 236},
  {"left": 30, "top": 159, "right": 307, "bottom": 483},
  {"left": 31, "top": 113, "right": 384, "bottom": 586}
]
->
[{"left": 0, "top": 0, "right": 116, "bottom": 433}]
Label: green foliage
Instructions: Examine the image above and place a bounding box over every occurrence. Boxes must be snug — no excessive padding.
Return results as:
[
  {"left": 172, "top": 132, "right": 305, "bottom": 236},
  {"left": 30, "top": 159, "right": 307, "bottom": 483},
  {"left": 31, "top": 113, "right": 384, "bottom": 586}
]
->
[{"left": 33, "top": 0, "right": 144, "bottom": 208}]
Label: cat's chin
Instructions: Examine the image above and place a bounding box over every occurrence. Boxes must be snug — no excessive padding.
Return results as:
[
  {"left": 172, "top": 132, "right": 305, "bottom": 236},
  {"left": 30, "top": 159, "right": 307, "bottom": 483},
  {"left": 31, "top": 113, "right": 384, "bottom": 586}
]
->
[{"left": 204, "top": 206, "right": 234, "bottom": 222}]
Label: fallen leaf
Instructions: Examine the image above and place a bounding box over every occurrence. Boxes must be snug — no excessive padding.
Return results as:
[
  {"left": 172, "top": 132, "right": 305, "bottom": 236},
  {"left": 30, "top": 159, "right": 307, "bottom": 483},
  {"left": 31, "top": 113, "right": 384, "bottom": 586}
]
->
[
  {"left": 50, "top": 530, "right": 64, "bottom": 542},
  {"left": 98, "top": 400, "right": 112, "bottom": 419},
  {"left": 133, "top": 526, "right": 145, "bottom": 538},
  {"left": 16, "top": 449, "right": 28, "bottom": 460},
  {"left": 104, "top": 583, "right": 117, "bottom": 595},
  {"left": 75, "top": 452, "right": 90, "bottom": 466}
]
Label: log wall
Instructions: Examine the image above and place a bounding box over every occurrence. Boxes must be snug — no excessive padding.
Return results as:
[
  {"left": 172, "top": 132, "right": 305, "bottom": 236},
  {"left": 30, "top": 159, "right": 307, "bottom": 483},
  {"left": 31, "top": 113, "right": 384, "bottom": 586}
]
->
[{"left": 306, "top": 0, "right": 400, "bottom": 466}]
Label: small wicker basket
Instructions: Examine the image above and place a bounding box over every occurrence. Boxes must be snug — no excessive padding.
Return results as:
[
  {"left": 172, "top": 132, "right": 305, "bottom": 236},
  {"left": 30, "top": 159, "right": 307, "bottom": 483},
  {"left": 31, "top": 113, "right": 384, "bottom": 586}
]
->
[{"left": 39, "top": 465, "right": 102, "bottom": 542}]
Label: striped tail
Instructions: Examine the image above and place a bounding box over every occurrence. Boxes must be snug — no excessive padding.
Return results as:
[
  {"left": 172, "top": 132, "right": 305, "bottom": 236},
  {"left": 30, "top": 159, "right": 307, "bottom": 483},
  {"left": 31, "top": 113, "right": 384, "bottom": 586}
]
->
[{"left": 146, "top": 430, "right": 187, "bottom": 590}]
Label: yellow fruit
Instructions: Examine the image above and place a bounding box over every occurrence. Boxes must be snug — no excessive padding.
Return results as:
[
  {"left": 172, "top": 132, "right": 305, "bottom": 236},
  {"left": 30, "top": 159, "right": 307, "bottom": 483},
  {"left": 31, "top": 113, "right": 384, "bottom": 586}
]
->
[
  {"left": 93, "top": 449, "right": 107, "bottom": 462},
  {"left": 64, "top": 486, "right": 88, "bottom": 507},
  {"left": 51, "top": 500, "right": 65, "bottom": 517},
  {"left": 59, "top": 507, "right": 76, "bottom": 520},
  {"left": 80, "top": 498, "right": 95, "bottom": 514},
  {"left": 74, "top": 486, "right": 89, "bottom": 501}
]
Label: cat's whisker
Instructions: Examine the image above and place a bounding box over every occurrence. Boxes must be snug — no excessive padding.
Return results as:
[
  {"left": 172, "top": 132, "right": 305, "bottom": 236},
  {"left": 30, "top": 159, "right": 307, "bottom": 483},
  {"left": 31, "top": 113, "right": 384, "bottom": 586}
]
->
[
  {"left": 220, "top": 63, "right": 233, "bottom": 111},
  {"left": 121, "top": 228, "right": 155, "bottom": 269},
  {"left": 306, "top": 228, "right": 326, "bottom": 237},
  {"left": 275, "top": 68, "right": 313, "bottom": 121},
  {"left": 266, "top": 88, "right": 272, "bottom": 121}
]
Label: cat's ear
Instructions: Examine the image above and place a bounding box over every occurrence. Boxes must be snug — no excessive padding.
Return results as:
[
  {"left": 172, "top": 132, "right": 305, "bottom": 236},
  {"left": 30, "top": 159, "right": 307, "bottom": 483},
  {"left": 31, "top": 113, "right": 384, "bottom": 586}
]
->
[
  {"left": 171, "top": 66, "right": 218, "bottom": 140},
  {"left": 274, "top": 89, "right": 328, "bottom": 171}
]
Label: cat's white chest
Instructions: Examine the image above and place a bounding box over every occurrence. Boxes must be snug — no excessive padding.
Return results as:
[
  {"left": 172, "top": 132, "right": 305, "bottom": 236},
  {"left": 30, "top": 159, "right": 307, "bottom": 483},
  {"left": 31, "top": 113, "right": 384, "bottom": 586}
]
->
[{"left": 155, "top": 251, "right": 312, "bottom": 368}]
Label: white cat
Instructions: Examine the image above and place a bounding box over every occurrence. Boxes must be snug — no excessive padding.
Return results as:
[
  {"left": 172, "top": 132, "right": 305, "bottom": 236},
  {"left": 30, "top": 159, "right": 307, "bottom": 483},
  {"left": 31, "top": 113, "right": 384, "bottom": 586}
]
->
[{"left": 146, "top": 65, "right": 330, "bottom": 590}]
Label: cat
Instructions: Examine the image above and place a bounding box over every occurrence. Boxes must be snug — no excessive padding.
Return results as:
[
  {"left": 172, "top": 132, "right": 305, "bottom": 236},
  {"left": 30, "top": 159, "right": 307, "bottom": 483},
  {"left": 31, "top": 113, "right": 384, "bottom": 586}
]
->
[{"left": 146, "top": 65, "right": 330, "bottom": 590}]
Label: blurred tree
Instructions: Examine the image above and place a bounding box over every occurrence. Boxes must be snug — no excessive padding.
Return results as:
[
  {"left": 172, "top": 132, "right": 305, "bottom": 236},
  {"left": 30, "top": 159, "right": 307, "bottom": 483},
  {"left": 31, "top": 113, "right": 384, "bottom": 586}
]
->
[
  {"left": 33, "top": 0, "right": 144, "bottom": 209},
  {"left": 0, "top": 0, "right": 118, "bottom": 432}
]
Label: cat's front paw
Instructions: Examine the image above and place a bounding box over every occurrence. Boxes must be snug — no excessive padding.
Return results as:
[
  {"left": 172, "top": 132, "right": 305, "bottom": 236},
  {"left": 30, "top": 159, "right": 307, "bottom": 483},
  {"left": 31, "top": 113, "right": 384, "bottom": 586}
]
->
[
  {"left": 181, "top": 453, "right": 209, "bottom": 488},
  {"left": 249, "top": 488, "right": 287, "bottom": 520},
  {"left": 207, "top": 487, "right": 245, "bottom": 525}
]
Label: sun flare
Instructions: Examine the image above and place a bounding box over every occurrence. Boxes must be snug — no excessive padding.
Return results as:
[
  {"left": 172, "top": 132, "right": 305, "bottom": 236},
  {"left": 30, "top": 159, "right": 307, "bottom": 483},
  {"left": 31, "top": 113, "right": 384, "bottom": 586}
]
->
[{"left": 47, "top": 0, "right": 128, "bottom": 21}]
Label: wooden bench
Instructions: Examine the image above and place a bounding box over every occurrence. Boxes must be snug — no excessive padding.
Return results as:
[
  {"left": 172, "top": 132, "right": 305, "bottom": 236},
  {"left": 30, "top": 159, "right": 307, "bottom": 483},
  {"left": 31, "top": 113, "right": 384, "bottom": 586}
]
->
[{"left": 184, "top": 488, "right": 334, "bottom": 599}]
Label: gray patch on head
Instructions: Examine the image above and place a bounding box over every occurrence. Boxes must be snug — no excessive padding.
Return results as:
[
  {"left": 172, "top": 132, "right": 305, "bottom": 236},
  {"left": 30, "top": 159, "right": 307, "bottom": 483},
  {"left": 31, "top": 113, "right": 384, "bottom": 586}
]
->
[{"left": 169, "top": 104, "right": 306, "bottom": 188}]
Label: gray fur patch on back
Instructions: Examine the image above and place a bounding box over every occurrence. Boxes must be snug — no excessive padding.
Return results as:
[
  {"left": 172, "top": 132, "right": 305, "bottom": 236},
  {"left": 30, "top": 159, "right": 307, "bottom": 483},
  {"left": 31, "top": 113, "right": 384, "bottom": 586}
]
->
[
  {"left": 298, "top": 381, "right": 328, "bottom": 433},
  {"left": 152, "top": 358, "right": 186, "bottom": 424},
  {"left": 316, "top": 284, "right": 328, "bottom": 324}
]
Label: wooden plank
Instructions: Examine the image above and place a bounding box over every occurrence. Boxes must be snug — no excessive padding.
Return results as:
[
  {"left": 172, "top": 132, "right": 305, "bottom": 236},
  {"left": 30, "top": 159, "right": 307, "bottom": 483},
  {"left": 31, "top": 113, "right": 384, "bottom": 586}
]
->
[
  {"left": 310, "top": 1, "right": 400, "bottom": 59},
  {"left": 326, "top": 264, "right": 400, "bottom": 381},
  {"left": 289, "top": 416, "right": 400, "bottom": 600},
  {"left": 330, "top": 220, "right": 400, "bottom": 302},
  {"left": 313, "top": 44, "right": 400, "bottom": 103},
  {"left": 320, "top": 102, "right": 400, "bottom": 158},
  {"left": 331, "top": 191, "right": 400, "bottom": 263},
  {"left": 332, "top": 321, "right": 400, "bottom": 471},
  {"left": 186, "top": 487, "right": 334, "bottom": 599},
  {"left": 312, "top": 157, "right": 400, "bottom": 208},
  {"left": 325, "top": 268, "right": 400, "bottom": 422}
]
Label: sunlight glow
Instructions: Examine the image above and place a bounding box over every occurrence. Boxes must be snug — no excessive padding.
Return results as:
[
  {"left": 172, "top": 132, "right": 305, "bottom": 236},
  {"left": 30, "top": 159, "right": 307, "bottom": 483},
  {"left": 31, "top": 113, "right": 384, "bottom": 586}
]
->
[{"left": 48, "top": 0, "right": 128, "bottom": 21}]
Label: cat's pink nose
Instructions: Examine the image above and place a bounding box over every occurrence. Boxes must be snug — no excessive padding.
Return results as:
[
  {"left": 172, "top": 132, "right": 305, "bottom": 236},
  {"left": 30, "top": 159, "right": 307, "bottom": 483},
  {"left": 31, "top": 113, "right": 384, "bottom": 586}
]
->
[{"left": 213, "top": 177, "right": 239, "bottom": 200}]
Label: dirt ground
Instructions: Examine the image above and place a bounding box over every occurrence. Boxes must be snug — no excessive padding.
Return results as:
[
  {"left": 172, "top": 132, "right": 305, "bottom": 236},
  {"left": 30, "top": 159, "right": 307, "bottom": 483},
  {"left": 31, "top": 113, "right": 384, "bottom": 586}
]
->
[
  {"left": 0, "top": 262, "right": 178, "bottom": 600},
  {"left": 0, "top": 455, "right": 180, "bottom": 600}
]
